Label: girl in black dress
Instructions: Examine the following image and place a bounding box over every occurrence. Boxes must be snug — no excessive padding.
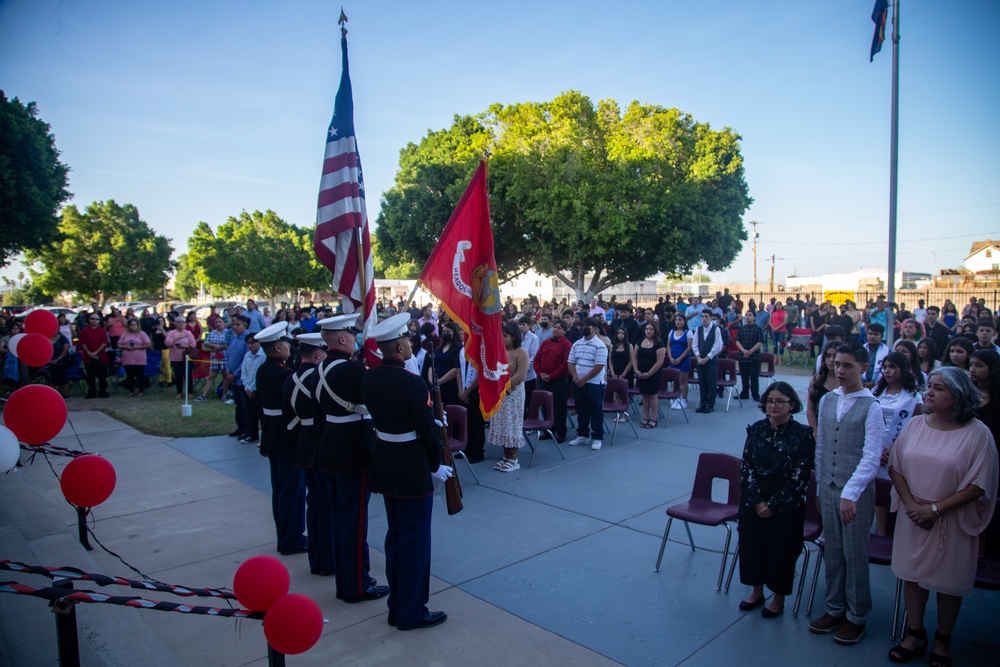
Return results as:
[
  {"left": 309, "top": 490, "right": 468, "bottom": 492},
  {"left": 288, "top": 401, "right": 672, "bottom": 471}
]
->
[
  {"left": 608, "top": 327, "right": 634, "bottom": 386},
  {"left": 631, "top": 322, "right": 666, "bottom": 428},
  {"left": 738, "top": 381, "right": 815, "bottom": 618}
]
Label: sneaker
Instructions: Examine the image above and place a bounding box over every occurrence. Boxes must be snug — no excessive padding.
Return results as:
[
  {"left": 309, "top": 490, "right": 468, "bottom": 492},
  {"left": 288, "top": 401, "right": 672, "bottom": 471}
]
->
[
  {"left": 568, "top": 436, "right": 591, "bottom": 447},
  {"left": 679, "top": 399, "right": 688, "bottom": 409},
  {"left": 671, "top": 401, "right": 683, "bottom": 411},
  {"left": 833, "top": 620, "right": 867, "bottom": 645},
  {"left": 808, "top": 613, "right": 846, "bottom": 635},
  {"left": 224, "top": 399, "right": 235, "bottom": 405},
  {"left": 194, "top": 395, "right": 207, "bottom": 402},
  {"left": 590, "top": 440, "right": 603, "bottom": 451}
]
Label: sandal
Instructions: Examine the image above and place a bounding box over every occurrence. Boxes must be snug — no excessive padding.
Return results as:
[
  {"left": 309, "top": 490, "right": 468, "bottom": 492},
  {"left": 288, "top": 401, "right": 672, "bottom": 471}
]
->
[
  {"left": 929, "top": 631, "right": 951, "bottom": 667},
  {"left": 888, "top": 627, "right": 927, "bottom": 663},
  {"left": 640, "top": 420, "right": 650, "bottom": 428},
  {"left": 496, "top": 459, "right": 520, "bottom": 473},
  {"left": 648, "top": 420, "right": 657, "bottom": 428}
]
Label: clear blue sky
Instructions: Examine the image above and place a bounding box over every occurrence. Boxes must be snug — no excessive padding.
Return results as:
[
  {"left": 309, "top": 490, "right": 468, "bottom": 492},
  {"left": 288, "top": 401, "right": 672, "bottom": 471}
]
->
[{"left": 2, "top": 0, "right": 997, "bottom": 286}]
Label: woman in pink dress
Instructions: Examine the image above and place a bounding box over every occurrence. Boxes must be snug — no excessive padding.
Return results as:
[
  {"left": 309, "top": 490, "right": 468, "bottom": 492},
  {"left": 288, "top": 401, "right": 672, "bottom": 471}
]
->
[{"left": 887, "top": 367, "right": 998, "bottom": 666}]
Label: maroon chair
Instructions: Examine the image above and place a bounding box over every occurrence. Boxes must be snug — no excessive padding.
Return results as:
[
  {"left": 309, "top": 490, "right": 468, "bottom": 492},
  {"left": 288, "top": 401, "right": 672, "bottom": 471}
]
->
[
  {"left": 655, "top": 452, "right": 742, "bottom": 590},
  {"left": 716, "top": 358, "right": 742, "bottom": 411},
  {"left": 759, "top": 352, "right": 776, "bottom": 386},
  {"left": 522, "top": 390, "right": 565, "bottom": 467},
  {"left": 602, "top": 378, "right": 636, "bottom": 445},
  {"left": 727, "top": 351, "right": 741, "bottom": 361},
  {"left": 444, "top": 404, "right": 479, "bottom": 485},
  {"left": 658, "top": 368, "right": 688, "bottom": 426}
]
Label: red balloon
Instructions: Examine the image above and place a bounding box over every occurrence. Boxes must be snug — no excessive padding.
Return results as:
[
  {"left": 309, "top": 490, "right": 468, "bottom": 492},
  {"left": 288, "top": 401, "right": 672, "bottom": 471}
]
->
[
  {"left": 60, "top": 454, "right": 117, "bottom": 507},
  {"left": 14, "top": 333, "right": 54, "bottom": 367},
  {"left": 3, "top": 384, "right": 67, "bottom": 445},
  {"left": 24, "top": 309, "right": 58, "bottom": 338},
  {"left": 263, "top": 594, "right": 323, "bottom": 655},
  {"left": 233, "top": 555, "right": 289, "bottom": 612}
]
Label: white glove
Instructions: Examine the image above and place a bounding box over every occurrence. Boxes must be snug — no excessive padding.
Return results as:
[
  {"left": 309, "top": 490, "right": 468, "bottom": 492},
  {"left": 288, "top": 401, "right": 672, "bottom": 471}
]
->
[
  {"left": 434, "top": 414, "right": 448, "bottom": 428},
  {"left": 431, "top": 465, "right": 454, "bottom": 481}
]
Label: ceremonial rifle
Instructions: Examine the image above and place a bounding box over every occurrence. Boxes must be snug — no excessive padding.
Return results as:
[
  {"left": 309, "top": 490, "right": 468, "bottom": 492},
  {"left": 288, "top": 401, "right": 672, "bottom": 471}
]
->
[{"left": 425, "top": 343, "right": 463, "bottom": 515}]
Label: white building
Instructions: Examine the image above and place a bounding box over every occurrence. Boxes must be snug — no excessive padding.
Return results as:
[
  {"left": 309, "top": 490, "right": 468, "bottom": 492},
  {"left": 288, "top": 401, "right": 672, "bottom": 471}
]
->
[
  {"left": 500, "top": 267, "right": 657, "bottom": 302},
  {"left": 965, "top": 239, "right": 1000, "bottom": 274},
  {"left": 786, "top": 268, "right": 932, "bottom": 293}
]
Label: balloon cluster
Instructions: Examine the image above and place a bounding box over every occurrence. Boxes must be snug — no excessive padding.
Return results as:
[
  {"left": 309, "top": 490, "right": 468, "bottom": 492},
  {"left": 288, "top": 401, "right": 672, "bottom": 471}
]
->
[
  {"left": 233, "top": 556, "right": 323, "bottom": 655},
  {"left": 1, "top": 309, "right": 117, "bottom": 508}
]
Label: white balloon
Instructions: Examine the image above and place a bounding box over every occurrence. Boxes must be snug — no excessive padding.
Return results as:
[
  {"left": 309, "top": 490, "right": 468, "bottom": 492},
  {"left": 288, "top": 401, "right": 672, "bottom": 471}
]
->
[
  {"left": 7, "top": 333, "right": 26, "bottom": 358},
  {"left": 0, "top": 426, "right": 19, "bottom": 473}
]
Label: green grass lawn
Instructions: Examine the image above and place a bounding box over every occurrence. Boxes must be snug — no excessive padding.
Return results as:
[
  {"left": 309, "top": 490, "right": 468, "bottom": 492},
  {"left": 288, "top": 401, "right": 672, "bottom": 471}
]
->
[{"left": 64, "top": 384, "right": 236, "bottom": 438}]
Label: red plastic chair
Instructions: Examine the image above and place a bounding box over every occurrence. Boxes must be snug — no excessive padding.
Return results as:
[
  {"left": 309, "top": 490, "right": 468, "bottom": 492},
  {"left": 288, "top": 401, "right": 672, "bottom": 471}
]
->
[
  {"left": 522, "top": 390, "right": 564, "bottom": 467},
  {"left": 759, "top": 352, "right": 776, "bottom": 386},
  {"left": 602, "top": 378, "right": 636, "bottom": 445},
  {"left": 655, "top": 452, "right": 742, "bottom": 590},
  {"left": 444, "top": 404, "right": 479, "bottom": 485},
  {"left": 716, "top": 358, "right": 741, "bottom": 411},
  {"left": 658, "top": 368, "right": 688, "bottom": 426}
]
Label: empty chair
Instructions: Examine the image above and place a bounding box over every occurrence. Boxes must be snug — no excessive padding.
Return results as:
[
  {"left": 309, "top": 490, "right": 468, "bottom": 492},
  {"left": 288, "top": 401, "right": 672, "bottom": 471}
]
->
[
  {"left": 142, "top": 349, "right": 162, "bottom": 392},
  {"left": 522, "top": 390, "right": 564, "bottom": 467},
  {"left": 758, "top": 353, "right": 776, "bottom": 386},
  {"left": 444, "top": 404, "right": 480, "bottom": 485},
  {"left": 658, "top": 368, "right": 688, "bottom": 426},
  {"left": 785, "top": 328, "right": 813, "bottom": 366},
  {"left": 655, "top": 452, "right": 742, "bottom": 590},
  {"left": 601, "top": 378, "right": 636, "bottom": 445},
  {"left": 716, "top": 358, "right": 742, "bottom": 411}
]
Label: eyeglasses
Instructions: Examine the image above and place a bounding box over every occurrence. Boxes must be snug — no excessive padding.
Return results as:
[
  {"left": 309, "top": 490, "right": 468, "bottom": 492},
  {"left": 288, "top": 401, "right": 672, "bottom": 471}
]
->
[{"left": 765, "top": 398, "right": 790, "bottom": 406}]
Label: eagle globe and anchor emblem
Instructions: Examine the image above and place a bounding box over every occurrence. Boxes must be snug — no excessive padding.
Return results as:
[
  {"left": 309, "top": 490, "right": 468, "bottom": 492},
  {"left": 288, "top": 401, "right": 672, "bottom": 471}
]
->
[{"left": 451, "top": 240, "right": 507, "bottom": 382}]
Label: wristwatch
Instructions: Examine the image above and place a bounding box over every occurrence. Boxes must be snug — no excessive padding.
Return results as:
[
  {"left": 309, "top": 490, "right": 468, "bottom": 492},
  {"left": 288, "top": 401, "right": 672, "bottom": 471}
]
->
[{"left": 931, "top": 503, "right": 940, "bottom": 516}]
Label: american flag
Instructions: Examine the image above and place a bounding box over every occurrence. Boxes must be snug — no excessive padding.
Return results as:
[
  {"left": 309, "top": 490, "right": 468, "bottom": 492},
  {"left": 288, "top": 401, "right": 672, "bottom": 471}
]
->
[{"left": 315, "top": 29, "right": 375, "bottom": 336}]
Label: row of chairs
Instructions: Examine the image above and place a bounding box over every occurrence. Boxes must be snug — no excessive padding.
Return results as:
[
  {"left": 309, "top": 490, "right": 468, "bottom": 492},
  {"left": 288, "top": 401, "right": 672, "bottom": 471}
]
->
[{"left": 654, "top": 452, "right": 1000, "bottom": 638}]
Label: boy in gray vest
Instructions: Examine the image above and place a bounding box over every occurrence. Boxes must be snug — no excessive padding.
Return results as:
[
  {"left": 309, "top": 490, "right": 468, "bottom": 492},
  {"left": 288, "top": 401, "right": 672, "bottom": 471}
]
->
[{"left": 808, "top": 342, "right": 884, "bottom": 645}]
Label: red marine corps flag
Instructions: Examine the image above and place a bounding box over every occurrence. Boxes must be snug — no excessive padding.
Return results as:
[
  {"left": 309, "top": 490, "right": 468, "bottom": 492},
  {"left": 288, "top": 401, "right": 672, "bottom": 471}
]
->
[
  {"left": 418, "top": 160, "right": 509, "bottom": 419},
  {"left": 314, "top": 13, "right": 377, "bottom": 361}
]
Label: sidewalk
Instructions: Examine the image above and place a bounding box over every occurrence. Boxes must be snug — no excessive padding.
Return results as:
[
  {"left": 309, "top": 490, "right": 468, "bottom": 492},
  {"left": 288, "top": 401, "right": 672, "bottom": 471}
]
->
[{"left": 2, "top": 371, "right": 998, "bottom": 666}]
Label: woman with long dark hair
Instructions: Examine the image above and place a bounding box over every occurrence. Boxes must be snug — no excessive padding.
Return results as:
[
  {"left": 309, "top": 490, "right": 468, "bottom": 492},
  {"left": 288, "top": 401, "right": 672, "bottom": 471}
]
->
[
  {"left": 429, "top": 321, "right": 462, "bottom": 406},
  {"left": 894, "top": 339, "right": 925, "bottom": 388},
  {"left": 941, "top": 338, "right": 974, "bottom": 373},
  {"left": 491, "top": 321, "right": 529, "bottom": 473},
  {"left": 807, "top": 341, "right": 840, "bottom": 432},
  {"left": 917, "top": 338, "right": 940, "bottom": 378},
  {"left": 608, "top": 326, "right": 635, "bottom": 393},
  {"left": 632, "top": 322, "right": 666, "bottom": 428},
  {"left": 737, "top": 381, "right": 815, "bottom": 618},
  {"left": 667, "top": 313, "right": 693, "bottom": 410},
  {"left": 874, "top": 352, "right": 923, "bottom": 535}
]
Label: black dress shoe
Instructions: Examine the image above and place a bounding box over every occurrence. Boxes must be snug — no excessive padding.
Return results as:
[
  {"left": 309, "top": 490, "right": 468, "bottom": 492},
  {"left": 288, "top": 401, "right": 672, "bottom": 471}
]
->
[
  {"left": 739, "top": 597, "right": 765, "bottom": 611},
  {"left": 228, "top": 430, "right": 244, "bottom": 438},
  {"left": 397, "top": 611, "right": 447, "bottom": 631},
  {"left": 538, "top": 433, "right": 552, "bottom": 441},
  {"left": 310, "top": 568, "right": 335, "bottom": 576},
  {"left": 739, "top": 393, "right": 750, "bottom": 400},
  {"left": 278, "top": 546, "right": 308, "bottom": 556},
  {"left": 466, "top": 454, "right": 485, "bottom": 464},
  {"left": 702, "top": 407, "right": 714, "bottom": 413},
  {"left": 694, "top": 406, "right": 706, "bottom": 413},
  {"left": 343, "top": 585, "right": 389, "bottom": 603},
  {"left": 761, "top": 605, "right": 784, "bottom": 619}
]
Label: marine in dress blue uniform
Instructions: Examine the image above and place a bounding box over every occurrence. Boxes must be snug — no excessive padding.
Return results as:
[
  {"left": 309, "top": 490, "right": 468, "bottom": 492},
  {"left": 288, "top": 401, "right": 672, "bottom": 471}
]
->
[
  {"left": 317, "top": 314, "right": 388, "bottom": 603},
  {"left": 255, "top": 322, "right": 306, "bottom": 555},
  {"left": 362, "top": 313, "right": 452, "bottom": 630},
  {"left": 282, "top": 332, "right": 334, "bottom": 574}
]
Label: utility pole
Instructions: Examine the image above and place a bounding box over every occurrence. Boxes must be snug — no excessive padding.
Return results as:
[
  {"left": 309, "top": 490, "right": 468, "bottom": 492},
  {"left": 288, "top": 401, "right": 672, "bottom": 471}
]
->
[
  {"left": 769, "top": 254, "right": 775, "bottom": 292},
  {"left": 750, "top": 221, "right": 759, "bottom": 292}
]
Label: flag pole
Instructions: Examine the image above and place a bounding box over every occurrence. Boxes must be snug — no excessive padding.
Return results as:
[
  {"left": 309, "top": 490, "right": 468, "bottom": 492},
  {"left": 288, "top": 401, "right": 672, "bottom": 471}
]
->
[
  {"left": 885, "top": 0, "right": 900, "bottom": 346},
  {"left": 339, "top": 9, "right": 369, "bottom": 330}
]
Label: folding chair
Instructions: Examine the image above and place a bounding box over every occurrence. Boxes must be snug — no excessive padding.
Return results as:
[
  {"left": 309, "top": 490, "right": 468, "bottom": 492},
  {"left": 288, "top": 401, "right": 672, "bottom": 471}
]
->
[
  {"left": 522, "top": 390, "right": 565, "bottom": 467},
  {"left": 655, "top": 452, "right": 741, "bottom": 590},
  {"left": 785, "top": 328, "right": 813, "bottom": 367},
  {"left": 190, "top": 350, "right": 211, "bottom": 393},
  {"left": 601, "top": 378, "right": 636, "bottom": 445},
  {"left": 716, "top": 358, "right": 741, "bottom": 411},
  {"left": 659, "top": 368, "right": 688, "bottom": 426},
  {"left": 143, "top": 350, "right": 163, "bottom": 392},
  {"left": 444, "top": 404, "right": 480, "bottom": 485}
]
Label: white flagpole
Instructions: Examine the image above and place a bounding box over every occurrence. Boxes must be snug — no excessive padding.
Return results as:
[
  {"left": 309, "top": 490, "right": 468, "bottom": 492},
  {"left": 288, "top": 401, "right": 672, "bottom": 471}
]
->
[{"left": 885, "top": 0, "right": 900, "bottom": 346}]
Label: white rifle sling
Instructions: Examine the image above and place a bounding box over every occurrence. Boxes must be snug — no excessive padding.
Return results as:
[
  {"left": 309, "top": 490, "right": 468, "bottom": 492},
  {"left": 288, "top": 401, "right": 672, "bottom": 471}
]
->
[
  {"left": 317, "top": 359, "right": 370, "bottom": 417},
  {"left": 287, "top": 367, "right": 316, "bottom": 431}
]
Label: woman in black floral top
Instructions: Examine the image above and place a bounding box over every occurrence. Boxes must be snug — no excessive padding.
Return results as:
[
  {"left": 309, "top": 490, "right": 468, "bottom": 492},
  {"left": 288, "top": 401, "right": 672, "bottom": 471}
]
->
[{"left": 737, "top": 381, "right": 815, "bottom": 618}]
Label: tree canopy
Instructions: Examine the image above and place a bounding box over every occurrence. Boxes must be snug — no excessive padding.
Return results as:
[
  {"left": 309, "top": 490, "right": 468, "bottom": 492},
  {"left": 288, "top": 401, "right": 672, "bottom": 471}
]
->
[
  {"left": 375, "top": 91, "right": 752, "bottom": 300},
  {"left": 187, "top": 210, "right": 329, "bottom": 305},
  {"left": 0, "top": 91, "right": 71, "bottom": 266},
  {"left": 26, "top": 200, "right": 174, "bottom": 304}
]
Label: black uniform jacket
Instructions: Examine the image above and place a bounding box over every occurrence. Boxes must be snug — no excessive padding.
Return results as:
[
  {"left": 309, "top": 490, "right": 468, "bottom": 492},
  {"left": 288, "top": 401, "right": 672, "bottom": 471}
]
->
[
  {"left": 256, "top": 356, "right": 293, "bottom": 458},
  {"left": 282, "top": 361, "right": 321, "bottom": 469},
  {"left": 361, "top": 358, "right": 440, "bottom": 497},
  {"left": 316, "top": 350, "right": 375, "bottom": 473}
]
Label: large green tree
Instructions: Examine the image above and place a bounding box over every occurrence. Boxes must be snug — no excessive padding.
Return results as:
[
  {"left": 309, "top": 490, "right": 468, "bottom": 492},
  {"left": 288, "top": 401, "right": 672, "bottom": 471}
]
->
[
  {"left": 187, "top": 210, "right": 328, "bottom": 306},
  {"left": 26, "top": 200, "right": 174, "bottom": 304},
  {"left": 0, "top": 91, "right": 71, "bottom": 266},
  {"left": 172, "top": 253, "right": 201, "bottom": 301},
  {"left": 376, "top": 91, "right": 752, "bottom": 300}
]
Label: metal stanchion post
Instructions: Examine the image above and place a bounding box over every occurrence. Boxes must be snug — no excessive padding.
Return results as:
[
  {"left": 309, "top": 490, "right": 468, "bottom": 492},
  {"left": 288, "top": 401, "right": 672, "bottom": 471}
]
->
[
  {"left": 51, "top": 577, "right": 81, "bottom": 667},
  {"left": 267, "top": 644, "right": 286, "bottom": 667},
  {"left": 181, "top": 356, "right": 193, "bottom": 417},
  {"left": 76, "top": 506, "right": 92, "bottom": 551}
]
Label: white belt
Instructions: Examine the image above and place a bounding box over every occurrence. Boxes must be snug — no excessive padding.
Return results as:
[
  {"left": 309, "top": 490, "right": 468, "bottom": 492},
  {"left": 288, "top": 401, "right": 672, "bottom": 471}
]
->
[
  {"left": 326, "top": 414, "right": 366, "bottom": 424},
  {"left": 376, "top": 430, "right": 417, "bottom": 442},
  {"left": 298, "top": 418, "right": 314, "bottom": 426},
  {"left": 262, "top": 408, "right": 282, "bottom": 416}
]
